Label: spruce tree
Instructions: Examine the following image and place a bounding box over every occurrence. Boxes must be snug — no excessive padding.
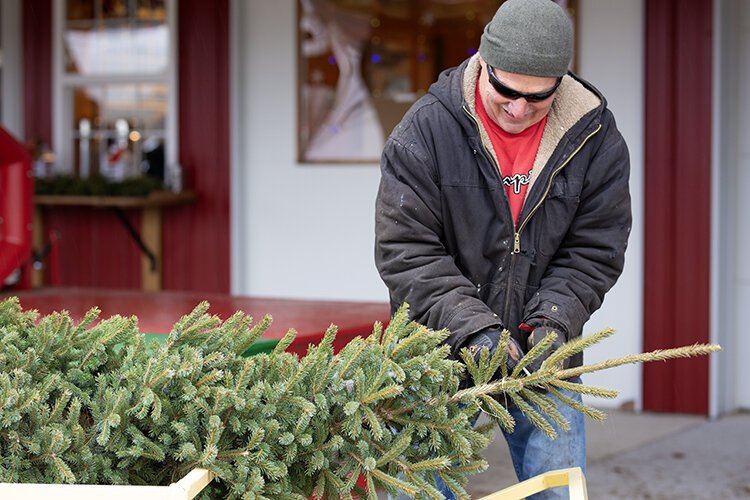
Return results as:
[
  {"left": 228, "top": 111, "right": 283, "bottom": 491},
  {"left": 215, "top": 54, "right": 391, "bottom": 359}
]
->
[{"left": 0, "top": 297, "right": 718, "bottom": 499}]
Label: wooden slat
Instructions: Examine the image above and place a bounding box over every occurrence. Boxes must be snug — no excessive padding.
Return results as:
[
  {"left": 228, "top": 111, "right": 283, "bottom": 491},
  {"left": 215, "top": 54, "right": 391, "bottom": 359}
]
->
[
  {"left": 478, "top": 467, "right": 588, "bottom": 500},
  {"left": 0, "top": 468, "right": 215, "bottom": 500}
]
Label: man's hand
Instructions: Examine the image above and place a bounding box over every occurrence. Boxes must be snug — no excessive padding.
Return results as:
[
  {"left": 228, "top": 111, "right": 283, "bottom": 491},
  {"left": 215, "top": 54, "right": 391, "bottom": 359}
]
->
[
  {"left": 464, "top": 328, "right": 524, "bottom": 378},
  {"left": 519, "top": 317, "right": 569, "bottom": 372}
]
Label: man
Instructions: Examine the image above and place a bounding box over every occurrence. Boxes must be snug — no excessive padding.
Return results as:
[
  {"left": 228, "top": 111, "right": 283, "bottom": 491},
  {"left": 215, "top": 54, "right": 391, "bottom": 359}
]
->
[{"left": 374, "top": 0, "right": 631, "bottom": 497}]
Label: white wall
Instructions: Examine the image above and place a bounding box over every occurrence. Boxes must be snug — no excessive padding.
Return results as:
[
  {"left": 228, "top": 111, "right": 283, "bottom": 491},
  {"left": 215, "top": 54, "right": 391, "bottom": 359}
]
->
[
  {"left": 732, "top": 0, "right": 750, "bottom": 409},
  {"left": 711, "top": 0, "right": 750, "bottom": 415},
  {"left": 576, "top": 0, "right": 644, "bottom": 409},
  {"left": 233, "top": 0, "right": 646, "bottom": 406},
  {"left": 233, "top": 0, "right": 387, "bottom": 302}
]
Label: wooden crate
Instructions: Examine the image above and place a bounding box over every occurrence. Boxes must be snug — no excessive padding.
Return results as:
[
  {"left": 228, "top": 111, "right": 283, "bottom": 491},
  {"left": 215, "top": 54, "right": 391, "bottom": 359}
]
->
[
  {"left": 0, "top": 466, "right": 587, "bottom": 499},
  {"left": 479, "top": 467, "right": 588, "bottom": 500},
  {"left": 0, "top": 468, "right": 215, "bottom": 500}
]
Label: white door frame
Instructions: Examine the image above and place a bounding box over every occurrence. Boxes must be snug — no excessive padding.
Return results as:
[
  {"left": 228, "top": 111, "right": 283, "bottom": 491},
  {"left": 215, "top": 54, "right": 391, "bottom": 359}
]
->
[
  {"left": 0, "top": 0, "right": 23, "bottom": 138},
  {"left": 710, "top": 0, "right": 744, "bottom": 416}
]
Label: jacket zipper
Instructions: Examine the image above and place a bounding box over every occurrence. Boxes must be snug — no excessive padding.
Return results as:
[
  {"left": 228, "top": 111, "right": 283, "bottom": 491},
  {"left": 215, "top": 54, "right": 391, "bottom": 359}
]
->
[
  {"left": 503, "top": 123, "right": 601, "bottom": 323},
  {"left": 512, "top": 123, "right": 602, "bottom": 254},
  {"left": 463, "top": 105, "right": 525, "bottom": 325}
]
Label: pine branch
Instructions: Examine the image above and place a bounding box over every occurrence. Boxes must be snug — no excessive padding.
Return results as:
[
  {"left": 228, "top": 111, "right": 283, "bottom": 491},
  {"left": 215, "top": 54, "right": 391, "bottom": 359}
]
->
[
  {"left": 548, "top": 378, "right": 619, "bottom": 399},
  {"left": 546, "top": 386, "right": 608, "bottom": 422},
  {"left": 369, "top": 467, "right": 419, "bottom": 498},
  {"left": 542, "top": 328, "right": 615, "bottom": 371},
  {"left": 555, "top": 343, "right": 721, "bottom": 379}
]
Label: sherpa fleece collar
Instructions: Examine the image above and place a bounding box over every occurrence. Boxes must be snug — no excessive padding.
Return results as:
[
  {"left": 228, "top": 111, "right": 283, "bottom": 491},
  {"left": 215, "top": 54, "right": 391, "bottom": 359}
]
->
[{"left": 462, "top": 54, "right": 601, "bottom": 193}]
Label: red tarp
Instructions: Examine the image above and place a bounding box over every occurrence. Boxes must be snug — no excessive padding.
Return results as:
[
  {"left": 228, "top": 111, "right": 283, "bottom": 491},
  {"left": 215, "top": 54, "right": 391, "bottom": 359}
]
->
[{"left": 0, "top": 127, "right": 33, "bottom": 285}]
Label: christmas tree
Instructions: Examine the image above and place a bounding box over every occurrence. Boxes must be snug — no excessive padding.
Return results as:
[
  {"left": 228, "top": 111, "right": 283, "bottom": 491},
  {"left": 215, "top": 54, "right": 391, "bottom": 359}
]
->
[{"left": 0, "top": 297, "right": 718, "bottom": 499}]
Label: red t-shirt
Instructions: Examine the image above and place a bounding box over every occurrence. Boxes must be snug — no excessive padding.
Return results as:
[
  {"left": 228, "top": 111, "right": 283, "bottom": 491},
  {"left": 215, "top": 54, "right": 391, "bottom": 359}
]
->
[{"left": 475, "top": 82, "right": 547, "bottom": 226}]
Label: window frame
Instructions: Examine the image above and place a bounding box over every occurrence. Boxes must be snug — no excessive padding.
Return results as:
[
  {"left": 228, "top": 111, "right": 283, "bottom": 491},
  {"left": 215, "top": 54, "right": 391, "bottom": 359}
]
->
[
  {"left": 52, "top": 0, "right": 178, "bottom": 179},
  {"left": 0, "top": 0, "right": 24, "bottom": 137}
]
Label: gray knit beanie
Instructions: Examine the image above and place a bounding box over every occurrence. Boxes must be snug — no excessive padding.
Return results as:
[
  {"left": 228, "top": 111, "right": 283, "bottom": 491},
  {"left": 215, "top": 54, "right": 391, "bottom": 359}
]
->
[{"left": 479, "top": 0, "right": 573, "bottom": 77}]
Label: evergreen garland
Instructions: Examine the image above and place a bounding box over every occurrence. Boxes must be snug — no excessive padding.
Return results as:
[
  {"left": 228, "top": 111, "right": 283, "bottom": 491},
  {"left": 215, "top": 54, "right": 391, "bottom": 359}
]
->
[
  {"left": 0, "top": 297, "right": 719, "bottom": 499},
  {"left": 35, "top": 175, "right": 163, "bottom": 197}
]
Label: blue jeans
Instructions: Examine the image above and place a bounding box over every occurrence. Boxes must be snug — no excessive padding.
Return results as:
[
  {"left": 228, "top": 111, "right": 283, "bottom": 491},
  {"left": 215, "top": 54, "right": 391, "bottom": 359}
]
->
[{"left": 437, "top": 377, "right": 586, "bottom": 499}]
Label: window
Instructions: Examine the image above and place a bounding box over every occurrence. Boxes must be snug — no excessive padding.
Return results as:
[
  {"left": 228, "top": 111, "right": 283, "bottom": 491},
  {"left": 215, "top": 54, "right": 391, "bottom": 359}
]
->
[{"left": 53, "top": 0, "right": 176, "bottom": 183}]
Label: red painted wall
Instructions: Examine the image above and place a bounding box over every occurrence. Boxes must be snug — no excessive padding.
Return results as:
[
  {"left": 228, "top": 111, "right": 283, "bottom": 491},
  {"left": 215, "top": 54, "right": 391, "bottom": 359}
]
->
[
  {"left": 23, "top": 0, "right": 52, "bottom": 146},
  {"left": 23, "top": 0, "right": 230, "bottom": 293},
  {"left": 643, "top": 0, "right": 712, "bottom": 414},
  {"left": 165, "top": 0, "right": 230, "bottom": 292}
]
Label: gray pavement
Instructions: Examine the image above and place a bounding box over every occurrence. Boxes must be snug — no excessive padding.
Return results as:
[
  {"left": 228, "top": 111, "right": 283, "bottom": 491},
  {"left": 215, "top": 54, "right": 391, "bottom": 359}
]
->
[{"left": 467, "top": 409, "right": 750, "bottom": 499}]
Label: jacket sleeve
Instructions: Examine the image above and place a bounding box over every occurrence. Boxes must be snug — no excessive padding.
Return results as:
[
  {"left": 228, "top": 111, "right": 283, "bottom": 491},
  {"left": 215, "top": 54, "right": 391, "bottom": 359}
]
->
[
  {"left": 375, "top": 136, "right": 502, "bottom": 353},
  {"left": 523, "top": 118, "right": 632, "bottom": 339}
]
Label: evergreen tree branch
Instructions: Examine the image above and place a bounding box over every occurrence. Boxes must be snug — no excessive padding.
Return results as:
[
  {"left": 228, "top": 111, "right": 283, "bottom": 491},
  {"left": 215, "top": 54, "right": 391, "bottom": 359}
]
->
[{"left": 555, "top": 344, "right": 721, "bottom": 379}]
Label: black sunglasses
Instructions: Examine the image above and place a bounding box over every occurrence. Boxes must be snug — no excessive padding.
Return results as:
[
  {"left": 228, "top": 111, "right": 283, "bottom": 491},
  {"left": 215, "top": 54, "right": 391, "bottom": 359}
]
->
[{"left": 486, "top": 64, "right": 562, "bottom": 103}]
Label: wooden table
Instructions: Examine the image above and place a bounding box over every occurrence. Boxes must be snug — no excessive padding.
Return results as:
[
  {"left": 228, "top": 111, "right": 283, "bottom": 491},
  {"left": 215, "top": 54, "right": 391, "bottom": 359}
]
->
[
  {"left": 9, "top": 288, "right": 392, "bottom": 356},
  {"left": 33, "top": 191, "right": 197, "bottom": 291}
]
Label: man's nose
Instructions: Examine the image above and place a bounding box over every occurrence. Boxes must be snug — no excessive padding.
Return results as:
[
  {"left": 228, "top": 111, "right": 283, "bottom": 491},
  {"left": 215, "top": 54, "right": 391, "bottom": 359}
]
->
[{"left": 506, "top": 98, "right": 530, "bottom": 116}]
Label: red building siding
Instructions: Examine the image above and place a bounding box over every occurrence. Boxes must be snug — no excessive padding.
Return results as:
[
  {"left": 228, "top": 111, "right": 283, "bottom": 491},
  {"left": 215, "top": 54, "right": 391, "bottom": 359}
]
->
[
  {"left": 23, "top": 0, "right": 230, "bottom": 293},
  {"left": 23, "top": 0, "right": 52, "bottom": 146},
  {"left": 166, "top": 0, "right": 231, "bottom": 292},
  {"left": 643, "top": 0, "right": 712, "bottom": 414}
]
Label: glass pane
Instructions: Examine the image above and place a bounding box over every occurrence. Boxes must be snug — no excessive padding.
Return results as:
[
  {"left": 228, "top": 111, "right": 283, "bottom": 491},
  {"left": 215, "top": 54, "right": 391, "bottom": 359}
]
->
[
  {"left": 73, "top": 128, "right": 165, "bottom": 181},
  {"left": 67, "top": 0, "right": 94, "bottom": 21},
  {"left": 71, "top": 83, "right": 167, "bottom": 180},
  {"left": 102, "top": 0, "right": 130, "bottom": 20},
  {"left": 64, "top": 1, "right": 170, "bottom": 75},
  {"left": 73, "top": 83, "right": 167, "bottom": 131},
  {"left": 138, "top": 83, "right": 168, "bottom": 130},
  {"left": 136, "top": 0, "right": 167, "bottom": 22}
]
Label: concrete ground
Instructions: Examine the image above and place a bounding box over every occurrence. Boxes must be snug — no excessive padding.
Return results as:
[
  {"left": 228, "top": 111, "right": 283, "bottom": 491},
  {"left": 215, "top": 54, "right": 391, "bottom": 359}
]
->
[{"left": 467, "top": 409, "right": 750, "bottom": 499}]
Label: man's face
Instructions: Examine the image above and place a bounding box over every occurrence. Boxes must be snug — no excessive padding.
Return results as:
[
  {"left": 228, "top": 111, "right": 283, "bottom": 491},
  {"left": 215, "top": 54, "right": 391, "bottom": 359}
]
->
[{"left": 478, "top": 59, "right": 559, "bottom": 134}]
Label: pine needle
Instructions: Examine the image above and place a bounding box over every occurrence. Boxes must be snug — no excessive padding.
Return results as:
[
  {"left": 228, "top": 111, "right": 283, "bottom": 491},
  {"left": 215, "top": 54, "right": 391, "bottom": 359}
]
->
[
  {"left": 541, "top": 328, "right": 615, "bottom": 371},
  {"left": 369, "top": 468, "right": 419, "bottom": 497},
  {"left": 546, "top": 386, "right": 608, "bottom": 422},
  {"left": 555, "top": 343, "right": 722, "bottom": 379},
  {"left": 272, "top": 329, "right": 297, "bottom": 356},
  {"left": 512, "top": 330, "right": 557, "bottom": 377},
  {"left": 549, "top": 378, "right": 619, "bottom": 399},
  {"left": 478, "top": 394, "right": 515, "bottom": 433},
  {"left": 519, "top": 389, "right": 570, "bottom": 433},
  {"left": 508, "top": 392, "right": 556, "bottom": 440},
  {"left": 449, "top": 377, "right": 524, "bottom": 403},
  {"left": 496, "top": 330, "right": 512, "bottom": 379},
  {"left": 408, "top": 456, "right": 451, "bottom": 472}
]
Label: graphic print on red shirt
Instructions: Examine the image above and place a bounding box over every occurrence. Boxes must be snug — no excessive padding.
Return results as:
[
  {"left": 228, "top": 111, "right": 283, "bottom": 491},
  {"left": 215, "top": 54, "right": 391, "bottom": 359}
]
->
[{"left": 475, "top": 79, "right": 547, "bottom": 226}]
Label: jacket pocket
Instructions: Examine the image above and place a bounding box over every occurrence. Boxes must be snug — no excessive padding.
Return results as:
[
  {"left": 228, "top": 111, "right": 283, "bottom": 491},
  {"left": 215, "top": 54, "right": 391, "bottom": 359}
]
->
[{"left": 536, "top": 177, "right": 582, "bottom": 258}]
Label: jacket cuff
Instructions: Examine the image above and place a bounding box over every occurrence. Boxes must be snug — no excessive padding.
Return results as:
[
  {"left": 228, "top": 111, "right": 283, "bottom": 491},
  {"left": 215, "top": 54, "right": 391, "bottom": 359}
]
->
[{"left": 523, "top": 296, "right": 587, "bottom": 339}]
